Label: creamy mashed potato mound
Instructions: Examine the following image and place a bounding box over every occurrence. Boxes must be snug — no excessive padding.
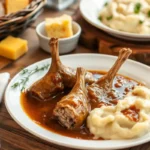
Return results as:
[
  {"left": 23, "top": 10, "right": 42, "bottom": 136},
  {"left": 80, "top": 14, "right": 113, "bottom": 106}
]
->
[
  {"left": 99, "top": 0, "right": 150, "bottom": 34},
  {"left": 87, "top": 86, "right": 150, "bottom": 139}
]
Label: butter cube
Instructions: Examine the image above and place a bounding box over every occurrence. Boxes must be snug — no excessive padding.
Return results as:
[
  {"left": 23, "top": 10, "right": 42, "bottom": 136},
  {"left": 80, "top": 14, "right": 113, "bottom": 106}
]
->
[
  {"left": 45, "top": 14, "right": 73, "bottom": 38},
  {"left": 0, "top": 36, "right": 28, "bottom": 60},
  {"left": 6, "top": 0, "right": 29, "bottom": 14}
]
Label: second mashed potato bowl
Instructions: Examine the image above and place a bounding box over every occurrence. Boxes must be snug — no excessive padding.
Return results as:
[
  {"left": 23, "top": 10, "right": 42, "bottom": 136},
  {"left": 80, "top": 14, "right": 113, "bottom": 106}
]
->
[{"left": 80, "top": 0, "right": 150, "bottom": 41}]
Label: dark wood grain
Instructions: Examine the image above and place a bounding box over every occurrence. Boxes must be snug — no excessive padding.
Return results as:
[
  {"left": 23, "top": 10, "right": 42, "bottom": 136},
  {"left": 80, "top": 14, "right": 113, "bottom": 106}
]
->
[{"left": 0, "top": 0, "right": 150, "bottom": 150}]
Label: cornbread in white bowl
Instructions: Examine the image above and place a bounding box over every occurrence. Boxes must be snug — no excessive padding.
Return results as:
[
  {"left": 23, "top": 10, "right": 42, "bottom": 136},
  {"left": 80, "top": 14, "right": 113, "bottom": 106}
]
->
[
  {"left": 36, "top": 17, "right": 81, "bottom": 54},
  {"left": 45, "top": 14, "right": 73, "bottom": 38}
]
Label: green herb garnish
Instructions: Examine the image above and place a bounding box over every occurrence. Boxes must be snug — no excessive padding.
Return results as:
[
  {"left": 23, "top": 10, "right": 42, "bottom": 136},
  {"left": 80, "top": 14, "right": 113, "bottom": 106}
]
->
[
  {"left": 11, "top": 64, "right": 50, "bottom": 91},
  {"left": 98, "top": 15, "right": 102, "bottom": 21},
  {"left": 139, "top": 20, "right": 144, "bottom": 24},
  {"left": 134, "top": 3, "right": 142, "bottom": 14},
  {"left": 107, "top": 15, "right": 113, "bottom": 20},
  {"left": 148, "top": 10, "right": 150, "bottom": 17},
  {"left": 20, "top": 69, "right": 28, "bottom": 75},
  {"left": 104, "top": 2, "right": 108, "bottom": 6}
]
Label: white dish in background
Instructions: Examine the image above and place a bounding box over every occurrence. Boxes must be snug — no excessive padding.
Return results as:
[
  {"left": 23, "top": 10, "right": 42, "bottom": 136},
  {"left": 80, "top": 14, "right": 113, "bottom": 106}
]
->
[
  {"left": 80, "top": 0, "right": 150, "bottom": 41},
  {"left": 36, "top": 21, "right": 81, "bottom": 54},
  {"left": 5, "top": 54, "right": 150, "bottom": 150}
]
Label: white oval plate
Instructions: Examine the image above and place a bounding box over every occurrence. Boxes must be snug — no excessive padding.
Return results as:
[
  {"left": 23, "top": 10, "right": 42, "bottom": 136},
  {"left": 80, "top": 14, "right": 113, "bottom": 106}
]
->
[
  {"left": 80, "top": 0, "right": 150, "bottom": 41},
  {"left": 5, "top": 54, "right": 150, "bottom": 150}
]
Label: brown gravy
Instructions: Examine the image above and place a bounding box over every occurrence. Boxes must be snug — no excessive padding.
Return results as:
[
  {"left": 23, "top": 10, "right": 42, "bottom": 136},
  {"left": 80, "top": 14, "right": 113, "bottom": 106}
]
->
[
  {"left": 121, "top": 105, "right": 140, "bottom": 122},
  {"left": 21, "top": 71, "right": 141, "bottom": 140}
]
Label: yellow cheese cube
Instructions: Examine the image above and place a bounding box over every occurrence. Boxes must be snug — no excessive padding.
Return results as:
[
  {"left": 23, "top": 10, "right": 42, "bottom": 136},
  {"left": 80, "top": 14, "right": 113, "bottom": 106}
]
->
[
  {"left": 45, "top": 14, "right": 73, "bottom": 38},
  {"left": 6, "top": 0, "right": 29, "bottom": 14},
  {"left": 0, "top": 36, "right": 28, "bottom": 60}
]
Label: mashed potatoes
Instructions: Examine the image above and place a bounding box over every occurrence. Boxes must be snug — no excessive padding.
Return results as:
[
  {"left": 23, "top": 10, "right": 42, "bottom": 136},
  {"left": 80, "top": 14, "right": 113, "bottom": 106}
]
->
[
  {"left": 99, "top": 0, "right": 150, "bottom": 34},
  {"left": 87, "top": 86, "right": 150, "bottom": 139}
]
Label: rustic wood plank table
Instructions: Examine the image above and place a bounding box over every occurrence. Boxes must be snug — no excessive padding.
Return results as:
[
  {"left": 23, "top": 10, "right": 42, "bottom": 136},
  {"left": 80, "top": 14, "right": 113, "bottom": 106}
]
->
[{"left": 0, "top": 1, "right": 150, "bottom": 150}]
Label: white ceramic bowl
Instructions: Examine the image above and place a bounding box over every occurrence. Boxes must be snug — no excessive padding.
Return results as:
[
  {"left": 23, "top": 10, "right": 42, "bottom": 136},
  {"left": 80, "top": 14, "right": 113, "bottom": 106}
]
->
[
  {"left": 36, "top": 21, "right": 81, "bottom": 54},
  {"left": 80, "top": 0, "right": 150, "bottom": 41}
]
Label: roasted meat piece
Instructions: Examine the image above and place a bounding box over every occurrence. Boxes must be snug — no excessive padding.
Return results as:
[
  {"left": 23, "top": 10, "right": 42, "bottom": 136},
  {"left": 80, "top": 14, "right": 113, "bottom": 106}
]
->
[
  {"left": 27, "top": 38, "right": 95, "bottom": 101},
  {"left": 53, "top": 67, "right": 89, "bottom": 129},
  {"left": 27, "top": 39, "right": 64, "bottom": 101},
  {"left": 87, "top": 48, "right": 132, "bottom": 103}
]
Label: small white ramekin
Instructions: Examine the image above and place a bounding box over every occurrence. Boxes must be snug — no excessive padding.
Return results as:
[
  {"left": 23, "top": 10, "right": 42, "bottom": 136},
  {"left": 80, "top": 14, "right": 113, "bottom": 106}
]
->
[{"left": 36, "top": 21, "right": 81, "bottom": 54}]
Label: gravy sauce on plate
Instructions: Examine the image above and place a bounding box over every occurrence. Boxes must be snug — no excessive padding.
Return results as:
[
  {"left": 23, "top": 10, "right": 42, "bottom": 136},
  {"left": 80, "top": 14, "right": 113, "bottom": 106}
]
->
[{"left": 21, "top": 71, "right": 141, "bottom": 140}]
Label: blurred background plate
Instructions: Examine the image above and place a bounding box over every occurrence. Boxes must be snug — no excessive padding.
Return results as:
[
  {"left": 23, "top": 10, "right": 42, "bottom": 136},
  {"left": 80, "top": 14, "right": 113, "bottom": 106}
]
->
[{"left": 80, "top": 0, "right": 150, "bottom": 41}]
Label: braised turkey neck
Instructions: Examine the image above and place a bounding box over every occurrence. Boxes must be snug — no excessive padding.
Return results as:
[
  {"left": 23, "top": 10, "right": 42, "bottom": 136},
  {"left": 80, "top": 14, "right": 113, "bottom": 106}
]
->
[
  {"left": 27, "top": 38, "right": 95, "bottom": 101},
  {"left": 53, "top": 67, "right": 89, "bottom": 129},
  {"left": 88, "top": 48, "right": 132, "bottom": 103}
]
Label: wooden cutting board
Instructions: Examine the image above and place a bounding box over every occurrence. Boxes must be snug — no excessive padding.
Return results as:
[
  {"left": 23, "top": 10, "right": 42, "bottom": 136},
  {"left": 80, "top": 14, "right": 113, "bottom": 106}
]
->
[
  {"left": 73, "top": 10, "right": 150, "bottom": 65},
  {"left": 0, "top": 56, "right": 12, "bottom": 70}
]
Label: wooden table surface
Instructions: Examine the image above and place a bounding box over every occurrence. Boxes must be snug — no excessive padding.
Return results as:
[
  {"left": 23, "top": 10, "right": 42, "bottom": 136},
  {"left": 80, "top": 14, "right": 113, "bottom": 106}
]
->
[{"left": 0, "top": 1, "right": 150, "bottom": 150}]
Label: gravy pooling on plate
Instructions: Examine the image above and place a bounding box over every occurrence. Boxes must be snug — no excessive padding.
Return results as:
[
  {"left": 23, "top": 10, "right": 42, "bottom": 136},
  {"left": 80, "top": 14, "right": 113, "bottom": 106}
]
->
[{"left": 21, "top": 70, "right": 141, "bottom": 140}]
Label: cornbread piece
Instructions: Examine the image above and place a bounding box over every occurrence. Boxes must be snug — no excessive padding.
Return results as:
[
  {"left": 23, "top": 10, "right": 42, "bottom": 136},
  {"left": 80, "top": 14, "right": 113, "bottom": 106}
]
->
[
  {"left": 45, "top": 14, "right": 73, "bottom": 38},
  {"left": 0, "top": 36, "right": 28, "bottom": 60},
  {"left": 6, "top": 0, "right": 29, "bottom": 14}
]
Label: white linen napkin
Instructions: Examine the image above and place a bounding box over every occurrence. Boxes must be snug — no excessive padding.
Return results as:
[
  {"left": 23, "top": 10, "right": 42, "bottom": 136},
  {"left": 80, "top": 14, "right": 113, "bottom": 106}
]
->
[{"left": 0, "top": 73, "right": 10, "bottom": 103}]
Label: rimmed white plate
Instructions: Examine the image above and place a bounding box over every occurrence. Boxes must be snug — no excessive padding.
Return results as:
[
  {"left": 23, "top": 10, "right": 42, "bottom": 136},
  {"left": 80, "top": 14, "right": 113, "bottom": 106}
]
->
[
  {"left": 5, "top": 54, "right": 150, "bottom": 150},
  {"left": 80, "top": 0, "right": 150, "bottom": 41}
]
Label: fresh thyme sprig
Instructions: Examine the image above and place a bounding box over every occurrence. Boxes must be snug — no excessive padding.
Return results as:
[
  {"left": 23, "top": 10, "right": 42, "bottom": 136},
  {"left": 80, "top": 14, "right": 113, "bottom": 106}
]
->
[{"left": 11, "top": 64, "right": 50, "bottom": 91}]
